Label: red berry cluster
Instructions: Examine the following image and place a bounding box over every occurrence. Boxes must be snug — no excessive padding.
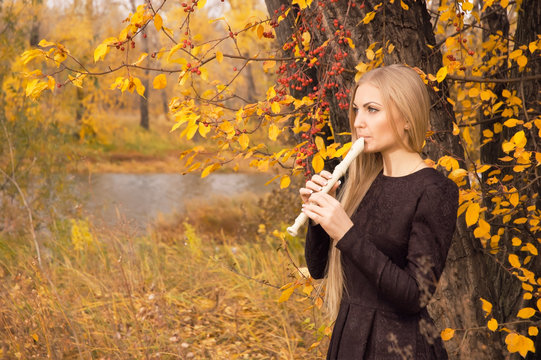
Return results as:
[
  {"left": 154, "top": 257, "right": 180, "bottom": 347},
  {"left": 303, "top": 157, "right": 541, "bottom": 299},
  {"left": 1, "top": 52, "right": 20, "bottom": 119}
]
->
[
  {"left": 186, "top": 63, "right": 201, "bottom": 75},
  {"left": 273, "top": 1, "right": 361, "bottom": 176},
  {"left": 181, "top": 0, "right": 199, "bottom": 12},
  {"left": 296, "top": 141, "right": 318, "bottom": 176},
  {"left": 182, "top": 39, "right": 194, "bottom": 49}
]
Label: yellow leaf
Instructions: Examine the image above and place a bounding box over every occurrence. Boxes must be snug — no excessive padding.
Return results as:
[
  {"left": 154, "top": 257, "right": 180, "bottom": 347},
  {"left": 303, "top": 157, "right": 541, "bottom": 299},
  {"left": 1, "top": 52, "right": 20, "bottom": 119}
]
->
[
  {"left": 132, "top": 52, "right": 148, "bottom": 66},
  {"left": 315, "top": 136, "right": 325, "bottom": 152},
  {"left": 238, "top": 133, "right": 249, "bottom": 150},
  {"left": 473, "top": 218, "right": 490, "bottom": 239},
  {"left": 47, "top": 76, "right": 55, "bottom": 91},
  {"left": 538, "top": 298, "right": 541, "bottom": 312},
  {"left": 31, "top": 333, "right": 39, "bottom": 342},
  {"left": 525, "top": 243, "right": 538, "bottom": 256},
  {"left": 509, "top": 49, "right": 522, "bottom": 59},
  {"left": 280, "top": 175, "right": 291, "bottom": 189},
  {"left": 508, "top": 254, "right": 521, "bottom": 268},
  {"left": 503, "top": 118, "right": 521, "bottom": 127},
  {"left": 153, "top": 74, "right": 167, "bottom": 89},
  {"left": 465, "top": 203, "right": 480, "bottom": 227},
  {"left": 25, "top": 79, "right": 48, "bottom": 100},
  {"left": 132, "top": 77, "right": 145, "bottom": 97},
  {"left": 21, "top": 49, "right": 45, "bottom": 65},
  {"left": 512, "top": 131, "right": 527, "bottom": 148},
  {"left": 271, "top": 102, "right": 281, "bottom": 114},
  {"left": 517, "top": 56, "right": 528, "bottom": 68},
  {"left": 38, "top": 39, "right": 55, "bottom": 47},
  {"left": 201, "top": 163, "right": 220, "bottom": 178},
  {"left": 268, "top": 124, "right": 280, "bottom": 141},
  {"left": 480, "top": 298, "right": 493, "bottom": 317},
  {"left": 360, "top": 11, "right": 376, "bottom": 25},
  {"left": 302, "top": 32, "right": 311, "bottom": 50},
  {"left": 154, "top": 13, "right": 163, "bottom": 31},
  {"left": 185, "top": 122, "right": 199, "bottom": 140},
  {"left": 258, "top": 159, "right": 269, "bottom": 172},
  {"left": 216, "top": 51, "right": 223, "bottom": 63},
  {"left": 509, "top": 191, "right": 519, "bottom": 207},
  {"left": 197, "top": 0, "right": 207, "bottom": 8},
  {"left": 529, "top": 327, "right": 538, "bottom": 336},
  {"left": 400, "top": 0, "right": 409, "bottom": 10},
  {"left": 436, "top": 66, "right": 448, "bottom": 83},
  {"left": 198, "top": 122, "right": 210, "bottom": 138},
  {"left": 469, "top": 87, "right": 479, "bottom": 98},
  {"left": 452, "top": 122, "right": 460, "bottom": 135},
  {"left": 366, "top": 48, "right": 375, "bottom": 60},
  {"left": 94, "top": 43, "right": 109, "bottom": 63},
  {"left": 441, "top": 328, "right": 455, "bottom": 341},
  {"left": 462, "top": 1, "right": 473, "bottom": 11},
  {"left": 220, "top": 121, "right": 235, "bottom": 139},
  {"left": 312, "top": 153, "right": 324, "bottom": 173},
  {"left": 263, "top": 60, "right": 276, "bottom": 72},
  {"left": 480, "top": 90, "right": 493, "bottom": 101},
  {"left": 303, "top": 283, "right": 314, "bottom": 296},
  {"left": 487, "top": 318, "right": 498, "bottom": 331},
  {"left": 512, "top": 237, "right": 522, "bottom": 246},
  {"left": 449, "top": 169, "right": 468, "bottom": 185},
  {"left": 167, "top": 43, "right": 184, "bottom": 64},
  {"left": 505, "top": 333, "right": 535, "bottom": 358},
  {"left": 278, "top": 285, "right": 295, "bottom": 303},
  {"left": 529, "top": 41, "right": 537, "bottom": 54},
  {"left": 517, "top": 307, "right": 536, "bottom": 319}
]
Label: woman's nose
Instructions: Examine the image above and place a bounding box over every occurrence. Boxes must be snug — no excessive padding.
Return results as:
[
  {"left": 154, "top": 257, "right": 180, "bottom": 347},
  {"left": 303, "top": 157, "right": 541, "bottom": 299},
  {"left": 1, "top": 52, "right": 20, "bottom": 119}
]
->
[{"left": 354, "top": 115, "right": 365, "bottom": 128}]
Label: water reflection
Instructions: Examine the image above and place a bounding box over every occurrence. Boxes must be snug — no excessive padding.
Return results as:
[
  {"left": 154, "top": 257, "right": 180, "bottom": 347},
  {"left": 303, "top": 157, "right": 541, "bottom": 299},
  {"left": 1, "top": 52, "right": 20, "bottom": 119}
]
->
[{"left": 74, "top": 173, "right": 276, "bottom": 231}]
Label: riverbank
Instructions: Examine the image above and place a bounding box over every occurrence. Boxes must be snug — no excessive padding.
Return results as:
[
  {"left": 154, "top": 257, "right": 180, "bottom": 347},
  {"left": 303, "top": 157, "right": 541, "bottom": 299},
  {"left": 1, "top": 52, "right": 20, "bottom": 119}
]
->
[
  {"left": 72, "top": 151, "right": 267, "bottom": 174},
  {"left": 0, "top": 183, "right": 329, "bottom": 359}
]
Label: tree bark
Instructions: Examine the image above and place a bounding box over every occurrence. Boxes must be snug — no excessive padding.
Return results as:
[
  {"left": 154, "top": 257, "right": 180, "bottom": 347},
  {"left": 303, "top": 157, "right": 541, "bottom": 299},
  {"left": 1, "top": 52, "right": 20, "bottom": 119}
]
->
[
  {"left": 512, "top": 1, "right": 541, "bottom": 358},
  {"left": 130, "top": 0, "right": 150, "bottom": 130}
]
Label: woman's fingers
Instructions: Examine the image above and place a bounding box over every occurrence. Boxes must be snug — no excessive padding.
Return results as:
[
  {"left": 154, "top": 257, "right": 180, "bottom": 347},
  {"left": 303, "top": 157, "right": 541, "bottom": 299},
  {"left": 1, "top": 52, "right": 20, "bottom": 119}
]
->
[
  {"left": 299, "top": 187, "right": 313, "bottom": 203},
  {"left": 320, "top": 170, "right": 332, "bottom": 180}
]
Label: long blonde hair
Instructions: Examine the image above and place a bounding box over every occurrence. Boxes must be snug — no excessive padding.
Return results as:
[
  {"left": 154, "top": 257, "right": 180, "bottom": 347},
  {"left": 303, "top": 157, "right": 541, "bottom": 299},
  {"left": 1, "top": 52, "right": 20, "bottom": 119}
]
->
[{"left": 323, "top": 64, "right": 431, "bottom": 320}]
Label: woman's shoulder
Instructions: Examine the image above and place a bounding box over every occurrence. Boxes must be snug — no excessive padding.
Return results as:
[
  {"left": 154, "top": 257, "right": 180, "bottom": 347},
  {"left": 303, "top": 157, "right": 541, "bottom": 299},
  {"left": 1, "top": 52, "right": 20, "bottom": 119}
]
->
[
  {"left": 380, "top": 167, "right": 456, "bottom": 189},
  {"left": 415, "top": 168, "right": 459, "bottom": 204}
]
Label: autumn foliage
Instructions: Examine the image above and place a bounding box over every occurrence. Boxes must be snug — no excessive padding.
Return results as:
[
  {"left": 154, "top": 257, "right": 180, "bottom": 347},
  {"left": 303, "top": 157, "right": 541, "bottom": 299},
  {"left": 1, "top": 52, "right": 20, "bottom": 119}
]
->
[{"left": 2, "top": 0, "right": 540, "bottom": 358}]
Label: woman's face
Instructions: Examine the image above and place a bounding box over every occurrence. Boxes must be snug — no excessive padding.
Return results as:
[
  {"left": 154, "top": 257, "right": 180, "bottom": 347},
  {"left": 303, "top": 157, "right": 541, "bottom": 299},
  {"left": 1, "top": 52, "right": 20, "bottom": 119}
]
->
[{"left": 352, "top": 83, "right": 407, "bottom": 155}]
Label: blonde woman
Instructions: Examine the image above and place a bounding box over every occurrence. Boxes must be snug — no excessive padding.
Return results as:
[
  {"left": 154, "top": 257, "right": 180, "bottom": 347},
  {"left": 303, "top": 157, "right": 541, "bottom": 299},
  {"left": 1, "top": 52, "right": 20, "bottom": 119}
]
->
[{"left": 300, "top": 64, "right": 459, "bottom": 359}]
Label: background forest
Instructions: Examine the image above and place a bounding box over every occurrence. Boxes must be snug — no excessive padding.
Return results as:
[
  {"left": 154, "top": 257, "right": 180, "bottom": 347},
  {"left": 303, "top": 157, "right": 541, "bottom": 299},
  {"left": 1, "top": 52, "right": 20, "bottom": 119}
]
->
[{"left": 0, "top": 0, "right": 540, "bottom": 359}]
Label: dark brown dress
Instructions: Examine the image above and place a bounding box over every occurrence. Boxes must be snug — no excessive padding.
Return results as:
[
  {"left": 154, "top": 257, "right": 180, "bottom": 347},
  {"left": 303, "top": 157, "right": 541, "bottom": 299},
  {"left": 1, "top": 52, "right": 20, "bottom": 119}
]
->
[{"left": 305, "top": 168, "right": 459, "bottom": 359}]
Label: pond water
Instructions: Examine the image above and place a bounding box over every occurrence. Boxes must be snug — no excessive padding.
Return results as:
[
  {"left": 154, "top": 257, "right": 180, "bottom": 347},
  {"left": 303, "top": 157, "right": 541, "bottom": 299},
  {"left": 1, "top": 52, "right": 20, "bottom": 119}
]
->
[{"left": 73, "top": 173, "right": 277, "bottom": 231}]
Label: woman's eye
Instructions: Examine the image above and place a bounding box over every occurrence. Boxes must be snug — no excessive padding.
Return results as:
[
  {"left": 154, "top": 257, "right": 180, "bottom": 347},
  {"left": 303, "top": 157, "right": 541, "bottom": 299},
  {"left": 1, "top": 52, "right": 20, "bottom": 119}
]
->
[{"left": 367, "top": 106, "right": 378, "bottom": 113}]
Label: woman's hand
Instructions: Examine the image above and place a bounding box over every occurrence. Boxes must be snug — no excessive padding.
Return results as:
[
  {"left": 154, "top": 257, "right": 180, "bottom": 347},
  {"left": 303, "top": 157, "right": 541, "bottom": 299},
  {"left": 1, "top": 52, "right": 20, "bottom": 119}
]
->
[
  {"left": 301, "top": 191, "right": 353, "bottom": 240},
  {"left": 299, "top": 170, "right": 340, "bottom": 204}
]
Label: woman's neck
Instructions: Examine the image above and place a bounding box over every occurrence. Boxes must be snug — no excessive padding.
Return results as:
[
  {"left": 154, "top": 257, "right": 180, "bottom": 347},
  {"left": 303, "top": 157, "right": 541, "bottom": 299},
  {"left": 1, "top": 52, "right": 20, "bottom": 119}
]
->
[{"left": 381, "top": 148, "right": 426, "bottom": 177}]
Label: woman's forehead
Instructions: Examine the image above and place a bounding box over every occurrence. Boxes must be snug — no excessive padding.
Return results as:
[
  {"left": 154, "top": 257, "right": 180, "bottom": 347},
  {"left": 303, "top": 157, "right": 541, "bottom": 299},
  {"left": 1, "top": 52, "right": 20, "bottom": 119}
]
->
[{"left": 354, "top": 83, "right": 383, "bottom": 105}]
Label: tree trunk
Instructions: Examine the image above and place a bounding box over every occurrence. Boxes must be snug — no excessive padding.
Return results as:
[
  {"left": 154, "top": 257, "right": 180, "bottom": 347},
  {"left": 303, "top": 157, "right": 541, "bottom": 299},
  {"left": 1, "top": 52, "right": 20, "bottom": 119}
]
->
[
  {"left": 130, "top": 0, "right": 150, "bottom": 130},
  {"left": 264, "top": 1, "right": 510, "bottom": 358},
  {"left": 512, "top": 1, "right": 541, "bottom": 358},
  {"left": 29, "top": 0, "right": 42, "bottom": 47}
]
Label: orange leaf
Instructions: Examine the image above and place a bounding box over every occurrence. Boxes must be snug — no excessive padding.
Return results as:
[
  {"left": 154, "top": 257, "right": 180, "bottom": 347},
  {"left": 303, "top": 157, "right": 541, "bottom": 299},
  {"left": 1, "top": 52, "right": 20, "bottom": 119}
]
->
[{"left": 441, "top": 328, "right": 455, "bottom": 341}]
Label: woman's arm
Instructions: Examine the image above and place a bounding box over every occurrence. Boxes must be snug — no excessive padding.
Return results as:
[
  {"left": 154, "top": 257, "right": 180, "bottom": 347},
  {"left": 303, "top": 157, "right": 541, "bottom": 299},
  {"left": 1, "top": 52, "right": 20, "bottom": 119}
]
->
[
  {"left": 305, "top": 220, "right": 331, "bottom": 279},
  {"left": 336, "top": 180, "right": 459, "bottom": 314}
]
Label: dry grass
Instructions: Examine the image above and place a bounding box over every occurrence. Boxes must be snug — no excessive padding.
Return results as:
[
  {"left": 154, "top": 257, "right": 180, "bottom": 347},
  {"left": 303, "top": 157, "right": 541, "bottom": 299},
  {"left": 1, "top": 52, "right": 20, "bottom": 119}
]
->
[{"left": 0, "top": 190, "right": 330, "bottom": 359}]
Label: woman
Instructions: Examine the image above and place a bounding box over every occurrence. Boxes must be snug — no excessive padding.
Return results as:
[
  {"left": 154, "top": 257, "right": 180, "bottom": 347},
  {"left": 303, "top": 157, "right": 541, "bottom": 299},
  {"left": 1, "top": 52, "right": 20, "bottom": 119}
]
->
[{"left": 300, "top": 64, "right": 459, "bottom": 359}]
